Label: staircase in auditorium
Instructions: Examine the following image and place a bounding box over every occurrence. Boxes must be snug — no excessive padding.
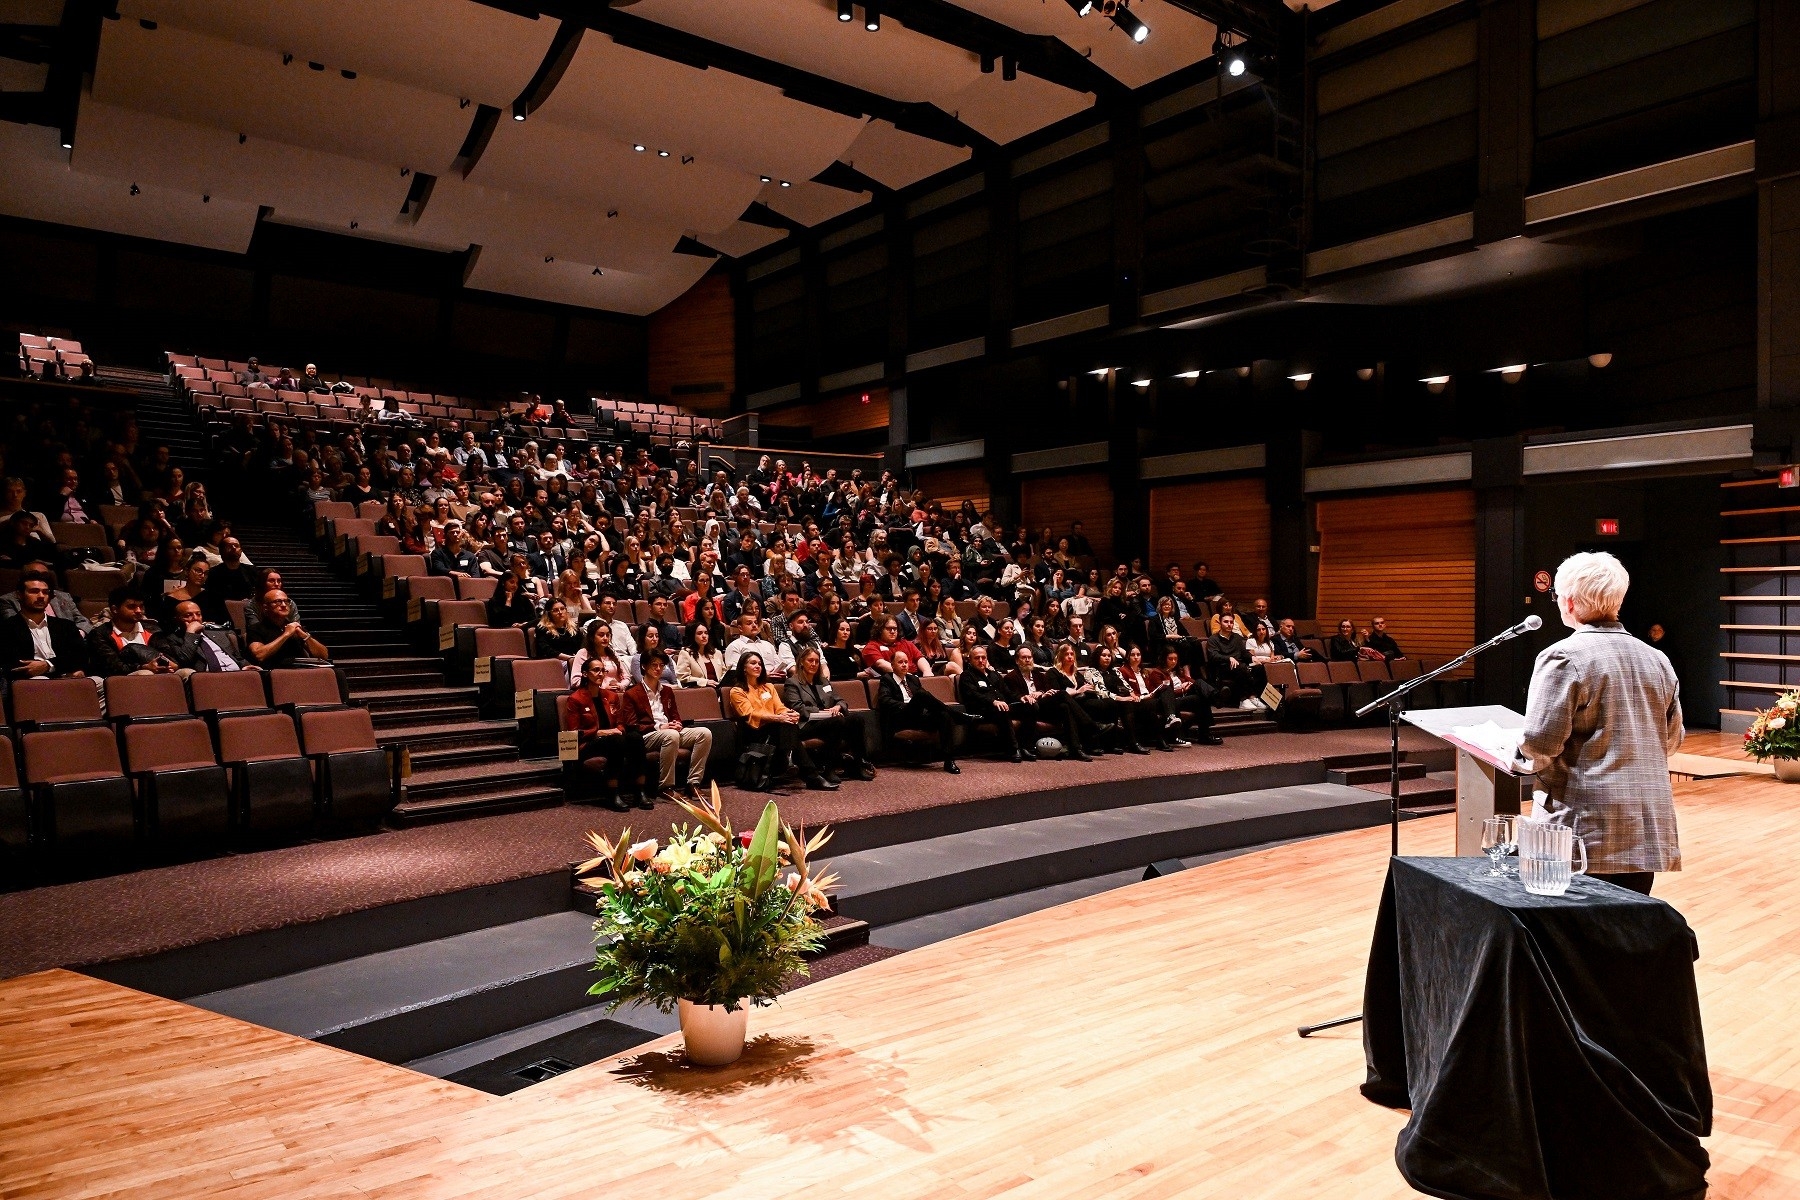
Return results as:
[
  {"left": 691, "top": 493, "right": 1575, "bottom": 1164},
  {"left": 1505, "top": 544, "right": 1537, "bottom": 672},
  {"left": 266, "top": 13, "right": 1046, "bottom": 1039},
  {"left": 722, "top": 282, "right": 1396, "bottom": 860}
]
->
[{"left": 231, "top": 523, "right": 567, "bottom": 822}]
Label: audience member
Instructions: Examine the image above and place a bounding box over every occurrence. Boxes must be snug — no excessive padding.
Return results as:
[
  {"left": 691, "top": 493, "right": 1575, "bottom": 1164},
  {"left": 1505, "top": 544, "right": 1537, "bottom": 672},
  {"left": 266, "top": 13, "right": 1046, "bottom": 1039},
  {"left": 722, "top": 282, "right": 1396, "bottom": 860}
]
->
[
  {"left": 245, "top": 590, "right": 329, "bottom": 667},
  {"left": 675, "top": 621, "right": 725, "bottom": 687},
  {"left": 876, "top": 649, "right": 971, "bottom": 773},
  {"left": 1363, "top": 616, "right": 1404, "bottom": 660},
  {"left": 956, "top": 643, "right": 1028, "bottom": 762},
  {"left": 622, "top": 650, "right": 711, "bottom": 804},
  {"left": 86, "top": 585, "right": 170, "bottom": 677},
  {"left": 154, "top": 599, "right": 246, "bottom": 673},
  {"left": 782, "top": 646, "right": 875, "bottom": 783},
  {"left": 0, "top": 559, "right": 93, "bottom": 632},
  {"left": 564, "top": 655, "right": 648, "bottom": 812},
  {"left": 727, "top": 651, "right": 832, "bottom": 790},
  {"left": 1, "top": 569, "right": 88, "bottom": 679},
  {"left": 1327, "top": 619, "right": 1361, "bottom": 661}
]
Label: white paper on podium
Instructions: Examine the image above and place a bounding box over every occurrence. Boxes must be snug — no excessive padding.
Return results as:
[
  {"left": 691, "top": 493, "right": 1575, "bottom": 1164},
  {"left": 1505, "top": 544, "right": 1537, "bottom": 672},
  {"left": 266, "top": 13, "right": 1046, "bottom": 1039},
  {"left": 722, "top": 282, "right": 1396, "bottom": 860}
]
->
[{"left": 1402, "top": 705, "right": 1532, "bottom": 776}]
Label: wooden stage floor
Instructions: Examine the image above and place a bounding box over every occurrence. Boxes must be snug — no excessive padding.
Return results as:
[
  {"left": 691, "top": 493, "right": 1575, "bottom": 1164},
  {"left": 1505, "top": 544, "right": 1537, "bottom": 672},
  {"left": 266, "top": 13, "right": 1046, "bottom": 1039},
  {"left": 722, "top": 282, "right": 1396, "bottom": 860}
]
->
[{"left": 3, "top": 761, "right": 1798, "bottom": 1197}]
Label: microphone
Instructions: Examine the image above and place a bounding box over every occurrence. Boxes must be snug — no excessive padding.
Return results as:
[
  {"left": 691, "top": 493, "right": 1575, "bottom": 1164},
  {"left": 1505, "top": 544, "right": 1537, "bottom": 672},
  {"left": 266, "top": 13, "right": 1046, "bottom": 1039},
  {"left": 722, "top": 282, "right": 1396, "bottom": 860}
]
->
[{"left": 1489, "top": 613, "right": 1543, "bottom": 644}]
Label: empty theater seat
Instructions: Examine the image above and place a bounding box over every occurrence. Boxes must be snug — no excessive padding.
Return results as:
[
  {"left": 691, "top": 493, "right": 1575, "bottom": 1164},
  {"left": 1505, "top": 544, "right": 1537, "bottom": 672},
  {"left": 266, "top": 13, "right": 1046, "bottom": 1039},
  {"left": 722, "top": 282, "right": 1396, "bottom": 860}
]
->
[
  {"left": 298, "top": 708, "right": 392, "bottom": 828},
  {"left": 269, "top": 668, "right": 346, "bottom": 713},
  {"left": 216, "top": 712, "right": 315, "bottom": 836},
  {"left": 23, "top": 725, "right": 137, "bottom": 849},
  {"left": 0, "top": 737, "right": 26, "bottom": 853},
  {"left": 189, "top": 670, "right": 271, "bottom": 717},
  {"left": 10, "top": 678, "right": 104, "bottom": 730},
  {"left": 105, "top": 674, "right": 190, "bottom": 723},
  {"left": 123, "top": 718, "right": 230, "bottom": 842}
]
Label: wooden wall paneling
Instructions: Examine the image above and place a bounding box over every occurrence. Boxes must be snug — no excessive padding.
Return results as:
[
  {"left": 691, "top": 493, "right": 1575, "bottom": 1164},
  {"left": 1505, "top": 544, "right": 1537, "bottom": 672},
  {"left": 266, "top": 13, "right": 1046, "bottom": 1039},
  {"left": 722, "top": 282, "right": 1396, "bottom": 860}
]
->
[
  {"left": 757, "top": 389, "right": 891, "bottom": 439},
  {"left": 914, "top": 464, "right": 990, "bottom": 516},
  {"left": 647, "top": 271, "right": 735, "bottom": 415},
  {"left": 1021, "top": 471, "right": 1113, "bottom": 564},
  {"left": 1315, "top": 488, "right": 1476, "bottom": 669},
  {"left": 1148, "top": 477, "right": 1272, "bottom": 606}
]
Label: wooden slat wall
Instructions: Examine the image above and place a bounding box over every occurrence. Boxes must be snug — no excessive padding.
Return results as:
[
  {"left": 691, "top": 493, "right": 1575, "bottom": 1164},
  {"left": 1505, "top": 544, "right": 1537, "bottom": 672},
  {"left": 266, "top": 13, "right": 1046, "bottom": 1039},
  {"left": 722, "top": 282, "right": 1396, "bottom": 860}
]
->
[
  {"left": 647, "top": 272, "right": 734, "bottom": 416},
  {"left": 758, "top": 389, "right": 891, "bottom": 439},
  {"left": 1021, "top": 472, "right": 1113, "bottom": 564},
  {"left": 1315, "top": 489, "right": 1475, "bottom": 667},
  {"left": 1148, "top": 478, "right": 1271, "bottom": 605},
  {"left": 914, "top": 465, "right": 989, "bottom": 516}
]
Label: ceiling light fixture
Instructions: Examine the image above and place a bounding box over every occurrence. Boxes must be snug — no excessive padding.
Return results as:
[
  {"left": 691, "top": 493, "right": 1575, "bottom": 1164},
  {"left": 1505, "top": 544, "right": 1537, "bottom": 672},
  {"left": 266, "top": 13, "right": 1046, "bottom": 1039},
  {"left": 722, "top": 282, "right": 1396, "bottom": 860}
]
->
[
  {"left": 544, "top": 255, "right": 554, "bottom": 263},
  {"left": 760, "top": 175, "right": 772, "bottom": 183},
  {"left": 1175, "top": 370, "right": 1200, "bottom": 380},
  {"left": 657, "top": 149, "right": 669, "bottom": 157},
  {"left": 511, "top": 99, "right": 527, "bottom": 121},
  {"left": 838, "top": 0, "right": 854, "bottom": 19},
  {"left": 1288, "top": 372, "right": 1312, "bottom": 390},
  {"left": 1132, "top": 378, "right": 1152, "bottom": 389},
  {"left": 633, "top": 144, "right": 646, "bottom": 152},
  {"left": 1234, "top": 365, "right": 1251, "bottom": 378},
  {"left": 1089, "top": 367, "right": 1111, "bottom": 377},
  {"left": 593, "top": 267, "right": 604, "bottom": 275},
  {"left": 780, "top": 180, "right": 792, "bottom": 187},
  {"left": 1421, "top": 375, "right": 1451, "bottom": 394},
  {"left": 1065, "top": 0, "right": 1095, "bottom": 14},
  {"left": 980, "top": 53, "right": 994, "bottom": 74},
  {"left": 865, "top": 5, "right": 880, "bottom": 31},
  {"left": 1493, "top": 364, "right": 1528, "bottom": 383},
  {"left": 1588, "top": 352, "right": 1613, "bottom": 369},
  {"left": 1002, "top": 56, "right": 1017, "bottom": 81},
  {"left": 129, "top": 183, "right": 139, "bottom": 196},
  {"left": 1355, "top": 367, "right": 1375, "bottom": 381},
  {"left": 1114, "top": 5, "right": 1148, "bottom": 42}
]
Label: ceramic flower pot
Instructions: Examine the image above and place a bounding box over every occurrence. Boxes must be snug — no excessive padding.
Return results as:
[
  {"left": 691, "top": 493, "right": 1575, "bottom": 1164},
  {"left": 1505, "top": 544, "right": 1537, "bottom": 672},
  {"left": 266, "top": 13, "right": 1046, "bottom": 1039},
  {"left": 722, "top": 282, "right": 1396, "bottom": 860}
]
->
[
  {"left": 679, "top": 999, "right": 748, "bottom": 1065},
  {"left": 1774, "top": 757, "right": 1800, "bottom": 783}
]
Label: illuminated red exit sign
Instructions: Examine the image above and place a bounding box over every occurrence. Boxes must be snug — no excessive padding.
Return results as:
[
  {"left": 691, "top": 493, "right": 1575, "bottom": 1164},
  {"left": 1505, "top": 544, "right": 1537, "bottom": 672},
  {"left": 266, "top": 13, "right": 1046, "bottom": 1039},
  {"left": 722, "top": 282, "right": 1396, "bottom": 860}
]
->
[
  {"left": 1595, "top": 518, "right": 1620, "bottom": 536},
  {"left": 1781, "top": 467, "right": 1798, "bottom": 489}
]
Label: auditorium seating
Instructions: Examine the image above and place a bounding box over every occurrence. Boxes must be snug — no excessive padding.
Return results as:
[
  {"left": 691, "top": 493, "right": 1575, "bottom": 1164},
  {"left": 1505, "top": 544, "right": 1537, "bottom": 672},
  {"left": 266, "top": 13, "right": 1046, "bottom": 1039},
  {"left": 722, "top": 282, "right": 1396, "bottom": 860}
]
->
[
  {"left": 23, "top": 726, "right": 136, "bottom": 850},
  {"left": 217, "top": 712, "right": 316, "bottom": 836},
  {"left": 10, "top": 678, "right": 104, "bottom": 731},
  {"left": 123, "top": 719, "right": 230, "bottom": 842},
  {"left": 298, "top": 708, "right": 393, "bottom": 828}
]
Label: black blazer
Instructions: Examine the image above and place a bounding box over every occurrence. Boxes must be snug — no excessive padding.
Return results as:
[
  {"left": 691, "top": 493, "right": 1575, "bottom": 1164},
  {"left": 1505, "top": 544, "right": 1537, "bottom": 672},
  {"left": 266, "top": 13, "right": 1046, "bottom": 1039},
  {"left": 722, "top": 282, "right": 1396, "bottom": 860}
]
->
[
  {"left": 154, "top": 626, "right": 244, "bottom": 671},
  {"left": 87, "top": 622, "right": 166, "bottom": 678},
  {"left": 782, "top": 675, "right": 845, "bottom": 721},
  {"left": 875, "top": 673, "right": 934, "bottom": 726},
  {"left": 1, "top": 613, "right": 90, "bottom": 678},
  {"left": 956, "top": 666, "right": 1013, "bottom": 714}
]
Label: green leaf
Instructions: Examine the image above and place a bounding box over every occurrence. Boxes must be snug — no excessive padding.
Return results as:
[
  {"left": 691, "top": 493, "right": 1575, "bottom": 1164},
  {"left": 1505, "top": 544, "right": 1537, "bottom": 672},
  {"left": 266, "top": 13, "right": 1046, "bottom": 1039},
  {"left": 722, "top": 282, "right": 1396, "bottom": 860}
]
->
[{"left": 742, "top": 801, "right": 782, "bottom": 900}]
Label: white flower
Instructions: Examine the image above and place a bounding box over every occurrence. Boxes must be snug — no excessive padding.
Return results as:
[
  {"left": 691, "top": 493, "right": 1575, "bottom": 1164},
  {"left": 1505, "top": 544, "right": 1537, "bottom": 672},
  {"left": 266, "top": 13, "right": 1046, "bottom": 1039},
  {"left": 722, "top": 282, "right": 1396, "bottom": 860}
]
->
[
  {"left": 629, "top": 838, "right": 658, "bottom": 862},
  {"left": 1770, "top": 717, "right": 1787, "bottom": 730}
]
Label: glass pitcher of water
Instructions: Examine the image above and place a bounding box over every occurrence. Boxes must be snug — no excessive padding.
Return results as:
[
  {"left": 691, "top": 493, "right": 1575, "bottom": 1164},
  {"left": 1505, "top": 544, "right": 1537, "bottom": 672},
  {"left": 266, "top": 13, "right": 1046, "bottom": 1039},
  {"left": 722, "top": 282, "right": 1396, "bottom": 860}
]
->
[{"left": 1517, "top": 820, "right": 1588, "bottom": 896}]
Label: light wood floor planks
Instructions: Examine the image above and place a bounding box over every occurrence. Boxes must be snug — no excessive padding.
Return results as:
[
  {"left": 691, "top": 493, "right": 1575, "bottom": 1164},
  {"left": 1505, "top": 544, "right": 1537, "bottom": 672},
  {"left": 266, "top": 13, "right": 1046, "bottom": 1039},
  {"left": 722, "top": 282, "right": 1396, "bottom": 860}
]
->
[{"left": 2, "top": 771, "right": 1798, "bottom": 1198}]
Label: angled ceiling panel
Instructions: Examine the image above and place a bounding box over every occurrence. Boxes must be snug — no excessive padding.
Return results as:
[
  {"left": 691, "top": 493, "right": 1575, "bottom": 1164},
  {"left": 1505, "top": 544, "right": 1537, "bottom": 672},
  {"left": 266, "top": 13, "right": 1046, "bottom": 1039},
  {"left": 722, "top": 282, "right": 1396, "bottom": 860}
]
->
[
  {"left": 93, "top": 19, "right": 468, "bottom": 172},
  {"left": 419, "top": 174, "right": 685, "bottom": 275},
  {"left": 761, "top": 178, "right": 872, "bottom": 226},
  {"left": 627, "top": 0, "right": 986, "bottom": 104},
  {"left": 116, "top": 0, "right": 555, "bottom": 108},
  {"left": 841, "top": 119, "right": 971, "bottom": 189},
  {"left": 699, "top": 221, "right": 789, "bottom": 259},
  {"left": 0, "top": 120, "right": 258, "bottom": 253},
  {"left": 75, "top": 98, "right": 414, "bottom": 235},
  {"left": 540, "top": 34, "right": 870, "bottom": 184},
  {"left": 948, "top": 70, "right": 1094, "bottom": 145},
  {"left": 464, "top": 244, "right": 716, "bottom": 316},
  {"left": 947, "top": 0, "right": 1213, "bottom": 90},
  {"left": 471, "top": 118, "right": 762, "bottom": 235}
]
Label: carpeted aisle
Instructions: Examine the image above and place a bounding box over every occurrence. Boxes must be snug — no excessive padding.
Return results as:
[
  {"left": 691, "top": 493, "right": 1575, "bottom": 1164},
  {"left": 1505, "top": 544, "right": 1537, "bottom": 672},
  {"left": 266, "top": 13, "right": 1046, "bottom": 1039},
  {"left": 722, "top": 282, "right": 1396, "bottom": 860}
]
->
[{"left": 0, "top": 727, "right": 1443, "bottom": 978}]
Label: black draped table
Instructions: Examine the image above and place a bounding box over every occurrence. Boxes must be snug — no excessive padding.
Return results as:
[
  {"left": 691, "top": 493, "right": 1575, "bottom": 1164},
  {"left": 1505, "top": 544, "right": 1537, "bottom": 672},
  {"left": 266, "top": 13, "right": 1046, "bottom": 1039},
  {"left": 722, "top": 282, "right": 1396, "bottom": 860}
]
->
[{"left": 1361, "top": 857, "right": 1711, "bottom": 1200}]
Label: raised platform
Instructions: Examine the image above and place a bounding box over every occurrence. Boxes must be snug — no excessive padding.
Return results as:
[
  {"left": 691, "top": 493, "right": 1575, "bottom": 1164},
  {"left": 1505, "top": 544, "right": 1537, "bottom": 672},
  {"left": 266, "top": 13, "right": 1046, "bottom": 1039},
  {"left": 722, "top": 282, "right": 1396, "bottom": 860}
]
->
[
  {"left": 1, "top": 768, "right": 1793, "bottom": 1198},
  {"left": 0, "top": 726, "right": 1447, "bottom": 980}
]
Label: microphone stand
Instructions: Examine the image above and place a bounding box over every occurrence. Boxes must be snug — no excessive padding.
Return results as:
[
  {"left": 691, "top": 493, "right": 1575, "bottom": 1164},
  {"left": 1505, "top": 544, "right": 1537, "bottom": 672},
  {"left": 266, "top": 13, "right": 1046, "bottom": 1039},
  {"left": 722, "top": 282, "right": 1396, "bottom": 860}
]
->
[{"left": 1295, "top": 622, "right": 1535, "bottom": 1039}]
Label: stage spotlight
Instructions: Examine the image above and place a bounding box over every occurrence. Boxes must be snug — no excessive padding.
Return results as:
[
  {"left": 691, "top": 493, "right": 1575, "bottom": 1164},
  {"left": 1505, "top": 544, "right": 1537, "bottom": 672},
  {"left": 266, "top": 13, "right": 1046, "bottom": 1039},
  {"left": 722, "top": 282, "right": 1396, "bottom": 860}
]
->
[
  {"left": 511, "top": 99, "right": 526, "bottom": 121},
  {"left": 865, "top": 5, "right": 880, "bottom": 31},
  {"left": 1002, "top": 56, "right": 1017, "bottom": 81},
  {"left": 1214, "top": 31, "right": 1247, "bottom": 76},
  {"left": 1355, "top": 367, "right": 1375, "bottom": 381},
  {"left": 1588, "top": 352, "right": 1613, "bottom": 369},
  {"left": 838, "top": 0, "right": 854, "bottom": 20},
  {"left": 1288, "top": 372, "right": 1312, "bottom": 390},
  {"left": 1421, "top": 375, "right": 1450, "bottom": 394},
  {"left": 1114, "top": 6, "right": 1148, "bottom": 41},
  {"left": 1065, "top": 0, "right": 1094, "bottom": 13},
  {"left": 1494, "top": 364, "right": 1527, "bottom": 383}
]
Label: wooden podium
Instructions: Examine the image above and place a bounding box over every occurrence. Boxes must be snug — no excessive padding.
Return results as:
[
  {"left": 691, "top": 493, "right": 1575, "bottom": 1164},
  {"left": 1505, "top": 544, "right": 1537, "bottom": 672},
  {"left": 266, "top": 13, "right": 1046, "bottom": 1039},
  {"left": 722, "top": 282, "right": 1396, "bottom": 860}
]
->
[{"left": 1401, "top": 705, "right": 1534, "bottom": 856}]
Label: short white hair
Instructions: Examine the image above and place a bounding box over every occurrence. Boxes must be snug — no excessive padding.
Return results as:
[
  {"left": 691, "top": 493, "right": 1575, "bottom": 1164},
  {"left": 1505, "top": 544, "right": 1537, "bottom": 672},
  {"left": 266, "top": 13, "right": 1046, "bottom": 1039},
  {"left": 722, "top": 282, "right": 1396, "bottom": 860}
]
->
[{"left": 1554, "top": 551, "right": 1629, "bottom": 623}]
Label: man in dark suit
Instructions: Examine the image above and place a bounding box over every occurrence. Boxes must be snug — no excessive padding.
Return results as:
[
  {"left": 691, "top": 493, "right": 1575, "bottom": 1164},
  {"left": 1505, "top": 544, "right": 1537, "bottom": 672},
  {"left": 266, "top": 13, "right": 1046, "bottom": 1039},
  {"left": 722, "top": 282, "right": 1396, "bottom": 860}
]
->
[
  {"left": 154, "top": 599, "right": 247, "bottom": 673},
  {"left": 0, "top": 558, "right": 93, "bottom": 633},
  {"left": 875, "top": 649, "right": 971, "bottom": 774},
  {"left": 1, "top": 569, "right": 89, "bottom": 679},
  {"left": 526, "top": 530, "right": 566, "bottom": 588},
  {"left": 956, "top": 643, "right": 1029, "bottom": 762},
  {"left": 781, "top": 645, "right": 875, "bottom": 783},
  {"left": 427, "top": 524, "right": 479, "bottom": 577}
]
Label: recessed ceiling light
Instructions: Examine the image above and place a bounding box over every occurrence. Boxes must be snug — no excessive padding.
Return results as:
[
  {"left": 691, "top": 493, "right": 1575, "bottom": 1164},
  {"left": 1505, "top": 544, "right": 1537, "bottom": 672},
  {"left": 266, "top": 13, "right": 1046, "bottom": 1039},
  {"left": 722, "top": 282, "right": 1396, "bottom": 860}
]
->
[
  {"left": 838, "top": 0, "right": 854, "bottom": 19},
  {"left": 633, "top": 144, "right": 646, "bottom": 152},
  {"left": 1421, "top": 375, "right": 1451, "bottom": 393},
  {"left": 780, "top": 180, "right": 792, "bottom": 188},
  {"left": 1288, "top": 372, "right": 1312, "bottom": 389},
  {"left": 760, "top": 175, "right": 772, "bottom": 183},
  {"left": 1492, "top": 364, "right": 1528, "bottom": 382},
  {"left": 657, "top": 149, "right": 669, "bottom": 157}
]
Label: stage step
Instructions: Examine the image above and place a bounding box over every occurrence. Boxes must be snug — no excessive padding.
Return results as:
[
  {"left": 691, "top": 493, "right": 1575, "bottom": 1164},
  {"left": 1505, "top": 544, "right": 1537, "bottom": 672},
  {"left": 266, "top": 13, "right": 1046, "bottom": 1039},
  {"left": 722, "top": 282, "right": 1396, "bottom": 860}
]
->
[
  {"left": 1354, "top": 771, "right": 1457, "bottom": 811},
  {"left": 188, "top": 910, "right": 604, "bottom": 1064},
  {"left": 830, "top": 782, "right": 1391, "bottom": 927},
  {"left": 1325, "top": 762, "right": 1428, "bottom": 787}
]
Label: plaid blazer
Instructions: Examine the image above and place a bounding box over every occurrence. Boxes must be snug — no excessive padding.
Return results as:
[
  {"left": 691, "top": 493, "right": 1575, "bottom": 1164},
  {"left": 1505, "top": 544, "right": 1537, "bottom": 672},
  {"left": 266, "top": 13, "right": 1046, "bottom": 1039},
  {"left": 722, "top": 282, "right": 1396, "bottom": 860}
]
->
[{"left": 1520, "top": 621, "right": 1684, "bottom": 874}]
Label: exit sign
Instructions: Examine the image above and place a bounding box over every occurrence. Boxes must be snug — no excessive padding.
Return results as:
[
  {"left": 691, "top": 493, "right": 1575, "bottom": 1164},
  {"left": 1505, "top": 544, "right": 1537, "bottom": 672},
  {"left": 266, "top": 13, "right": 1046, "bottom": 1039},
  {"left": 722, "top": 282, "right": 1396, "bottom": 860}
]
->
[
  {"left": 1595, "top": 518, "right": 1620, "bottom": 536},
  {"left": 1782, "top": 467, "right": 1798, "bottom": 489}
]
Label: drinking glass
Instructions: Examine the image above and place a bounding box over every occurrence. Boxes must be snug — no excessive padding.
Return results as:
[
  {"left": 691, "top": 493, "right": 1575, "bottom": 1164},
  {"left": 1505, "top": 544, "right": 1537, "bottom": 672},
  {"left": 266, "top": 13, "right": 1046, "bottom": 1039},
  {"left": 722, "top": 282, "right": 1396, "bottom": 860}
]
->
[{"left": 1481, "top": 816, "right": 1510, "bottom": 876}]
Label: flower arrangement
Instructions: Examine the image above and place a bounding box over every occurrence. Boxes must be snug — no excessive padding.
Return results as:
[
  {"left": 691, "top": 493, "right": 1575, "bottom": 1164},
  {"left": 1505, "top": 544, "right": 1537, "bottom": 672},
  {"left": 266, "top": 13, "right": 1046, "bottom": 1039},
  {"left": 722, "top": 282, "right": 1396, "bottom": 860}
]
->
[
  {"left": 1743, "top": 690, "right": 1800, "bottom": 760},
  {"left": 577, "top": 783, "right": 837, "bottom": 1013}
]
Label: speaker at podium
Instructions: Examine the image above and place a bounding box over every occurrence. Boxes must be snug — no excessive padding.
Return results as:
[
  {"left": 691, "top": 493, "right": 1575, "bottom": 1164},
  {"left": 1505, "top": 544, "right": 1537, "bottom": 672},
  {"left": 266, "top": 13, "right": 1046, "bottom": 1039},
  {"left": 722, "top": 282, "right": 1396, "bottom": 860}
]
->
[{"left": 1400, "top": 705, "right": 1534, "bottom": 856}]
